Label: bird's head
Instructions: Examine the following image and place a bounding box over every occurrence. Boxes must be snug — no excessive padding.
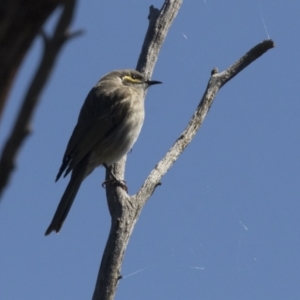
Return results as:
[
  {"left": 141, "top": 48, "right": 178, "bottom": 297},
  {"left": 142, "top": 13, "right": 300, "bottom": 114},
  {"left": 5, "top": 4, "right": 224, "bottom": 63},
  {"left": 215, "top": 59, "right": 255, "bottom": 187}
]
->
[
  {"left": 121, "top": 70, "right": 162, "bottom": 89},
  {"left": 101, "top": 69, "right": 162, "bottom": 90}
]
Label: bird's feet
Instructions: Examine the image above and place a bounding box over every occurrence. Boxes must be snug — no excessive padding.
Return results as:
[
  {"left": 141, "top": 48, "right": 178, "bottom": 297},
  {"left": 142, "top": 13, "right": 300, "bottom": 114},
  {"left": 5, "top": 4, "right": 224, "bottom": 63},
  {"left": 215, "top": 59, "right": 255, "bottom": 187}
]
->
[
  {"left": 102, "top": 163, "right": 128, "bottom": 192},
  {"left": 102, "top": 179, "right": 128, "bottom": 192}
]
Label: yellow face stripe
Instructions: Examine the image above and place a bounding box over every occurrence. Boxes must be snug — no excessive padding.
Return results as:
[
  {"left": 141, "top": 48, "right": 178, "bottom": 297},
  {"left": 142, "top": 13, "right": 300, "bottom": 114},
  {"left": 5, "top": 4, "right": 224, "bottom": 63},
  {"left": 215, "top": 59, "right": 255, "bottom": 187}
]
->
[{"left": 122, "top": 75, "right": 142, "bottom": 84}]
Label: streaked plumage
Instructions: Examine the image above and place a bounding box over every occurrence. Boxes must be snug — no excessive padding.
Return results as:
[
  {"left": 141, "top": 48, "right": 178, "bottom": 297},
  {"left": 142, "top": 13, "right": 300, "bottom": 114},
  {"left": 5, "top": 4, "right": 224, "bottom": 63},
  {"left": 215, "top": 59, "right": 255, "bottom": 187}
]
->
[{"left": 45, "top": 69, "right": 161, "bottom": 235}]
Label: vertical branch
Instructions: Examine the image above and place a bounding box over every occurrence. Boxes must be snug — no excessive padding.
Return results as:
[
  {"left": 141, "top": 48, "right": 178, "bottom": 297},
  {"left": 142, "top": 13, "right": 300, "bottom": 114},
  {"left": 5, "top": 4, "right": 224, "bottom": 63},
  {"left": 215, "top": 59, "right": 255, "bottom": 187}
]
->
[
  {"left": 136, "top": 0, "right": 182, "bottom": 77},
  {"left": 93, "top": 1, "right": 183, "bottom": 300},
  {"left": 109, "top": 0, "right": 182, "bottom": 184}
]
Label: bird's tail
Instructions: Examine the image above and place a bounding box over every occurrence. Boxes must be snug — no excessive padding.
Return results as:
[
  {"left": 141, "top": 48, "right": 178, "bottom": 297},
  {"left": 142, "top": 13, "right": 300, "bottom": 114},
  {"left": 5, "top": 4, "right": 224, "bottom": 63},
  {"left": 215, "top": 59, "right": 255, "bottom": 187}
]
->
[{"left": 45, "top": 166, "right": 86, "bottom": 235}]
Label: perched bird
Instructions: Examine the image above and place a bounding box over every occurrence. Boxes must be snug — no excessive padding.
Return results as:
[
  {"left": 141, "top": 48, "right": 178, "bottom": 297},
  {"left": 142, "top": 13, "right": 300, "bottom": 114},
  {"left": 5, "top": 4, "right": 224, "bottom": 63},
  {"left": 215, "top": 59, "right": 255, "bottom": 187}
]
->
[{"left": 45, "top": 69, "right": 161, "bottom": 235}]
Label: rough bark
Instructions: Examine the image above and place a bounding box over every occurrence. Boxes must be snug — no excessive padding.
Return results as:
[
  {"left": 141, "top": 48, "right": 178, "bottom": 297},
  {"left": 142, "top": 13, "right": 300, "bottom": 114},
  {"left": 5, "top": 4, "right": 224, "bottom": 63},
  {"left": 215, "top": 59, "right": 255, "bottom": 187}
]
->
[{"left": 92, "top": 1, "right": 183, "bottom": 299}]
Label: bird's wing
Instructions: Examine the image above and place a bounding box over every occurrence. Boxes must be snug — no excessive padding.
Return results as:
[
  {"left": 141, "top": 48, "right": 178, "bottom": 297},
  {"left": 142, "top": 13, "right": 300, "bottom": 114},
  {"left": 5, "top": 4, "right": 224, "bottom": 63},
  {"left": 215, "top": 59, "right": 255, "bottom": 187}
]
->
[{"left": 56, "top": 86, "right": 132, "bottom": 180}]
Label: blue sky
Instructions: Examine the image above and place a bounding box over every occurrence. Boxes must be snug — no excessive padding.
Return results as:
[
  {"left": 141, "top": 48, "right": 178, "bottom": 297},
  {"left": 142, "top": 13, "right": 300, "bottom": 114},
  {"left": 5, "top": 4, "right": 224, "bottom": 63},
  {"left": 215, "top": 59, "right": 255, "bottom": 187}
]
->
[{"left": 1, "top": 1, "right": 300, "bottom": 299}]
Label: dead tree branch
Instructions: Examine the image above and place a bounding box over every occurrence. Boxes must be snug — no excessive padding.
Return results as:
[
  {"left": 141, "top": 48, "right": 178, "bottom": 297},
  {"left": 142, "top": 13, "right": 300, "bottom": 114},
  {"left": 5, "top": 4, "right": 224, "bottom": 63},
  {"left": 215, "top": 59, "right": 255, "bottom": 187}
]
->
[
  {"left": 136, "top": 39, "right": 275, "bottom": 201},
  {"left": 0, "top": 0, "right": 63, "bottom": 119},
  {"left": 0, "top": 0, "right": 83, "bottom": 198},
  {"left": 93, "top": 1, "right": 183, "bottom": 299},
  {"left": 95, "top": 34, "right": 274, "bottom": 300}
]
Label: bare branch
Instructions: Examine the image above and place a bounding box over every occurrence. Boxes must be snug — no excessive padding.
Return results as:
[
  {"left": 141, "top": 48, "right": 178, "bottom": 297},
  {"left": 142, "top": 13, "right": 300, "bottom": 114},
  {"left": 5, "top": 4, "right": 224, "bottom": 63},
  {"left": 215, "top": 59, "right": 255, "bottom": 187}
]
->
[
  {"left": 0, "top": 0, "right": 82, "bottom": 198},
  {"left": 219, "top": 39, "right": 275, "bottom": 87},
  {"left": 92, "top": 1, "right": 183, "bottom": 299},
  {"left": 94, "top": 37, "right": 274, "bottom": 299},
  {"left": 136, "top": 1, "right": 183, "bottom": 77},
  {"left": 0, "top": 0, "right": 63, "bottom": 120},
  {"left": 109, "top": 0, "right": 183, "bottom": 185},
  {"left": 136, "top": 40, "right": 275, "bottom": 203}
]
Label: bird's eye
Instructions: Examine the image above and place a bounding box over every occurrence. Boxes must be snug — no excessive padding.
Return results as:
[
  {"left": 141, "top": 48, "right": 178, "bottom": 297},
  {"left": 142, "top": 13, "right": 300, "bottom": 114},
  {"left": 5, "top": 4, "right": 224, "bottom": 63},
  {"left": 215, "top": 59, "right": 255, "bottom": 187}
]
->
[{"left": 131, "top": 75, "right": 136, "bottom": 79}]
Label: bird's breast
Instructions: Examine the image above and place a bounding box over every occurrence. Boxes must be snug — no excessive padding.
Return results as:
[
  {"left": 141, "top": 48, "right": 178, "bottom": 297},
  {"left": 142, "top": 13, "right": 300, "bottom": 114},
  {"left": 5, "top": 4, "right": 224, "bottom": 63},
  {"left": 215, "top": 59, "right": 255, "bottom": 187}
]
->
[{"left": 90, "top": 96, "right": 145, "bottom": 167}]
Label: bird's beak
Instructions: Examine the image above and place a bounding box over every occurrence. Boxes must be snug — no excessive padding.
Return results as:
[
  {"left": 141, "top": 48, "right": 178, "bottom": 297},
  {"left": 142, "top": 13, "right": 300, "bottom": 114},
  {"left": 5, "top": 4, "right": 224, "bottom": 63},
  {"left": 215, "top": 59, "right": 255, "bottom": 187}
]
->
[{"left": 146, "top": 80, "right": 162, "bottom": 86}]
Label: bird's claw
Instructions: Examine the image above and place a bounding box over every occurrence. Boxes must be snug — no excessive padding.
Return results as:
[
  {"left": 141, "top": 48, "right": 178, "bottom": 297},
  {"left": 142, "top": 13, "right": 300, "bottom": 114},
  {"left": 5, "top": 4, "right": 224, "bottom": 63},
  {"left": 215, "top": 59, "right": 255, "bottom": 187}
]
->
[{"left": 102, "top": 179, "right": 128, "bottom": 192}]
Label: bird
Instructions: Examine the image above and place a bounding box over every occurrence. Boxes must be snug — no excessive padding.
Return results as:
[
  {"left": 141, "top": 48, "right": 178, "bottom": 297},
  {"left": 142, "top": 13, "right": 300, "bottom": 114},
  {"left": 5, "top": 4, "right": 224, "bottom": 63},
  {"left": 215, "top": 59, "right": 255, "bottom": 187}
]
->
[{"left": 45, "top": 69, "right": 161, "bottom": 235}]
